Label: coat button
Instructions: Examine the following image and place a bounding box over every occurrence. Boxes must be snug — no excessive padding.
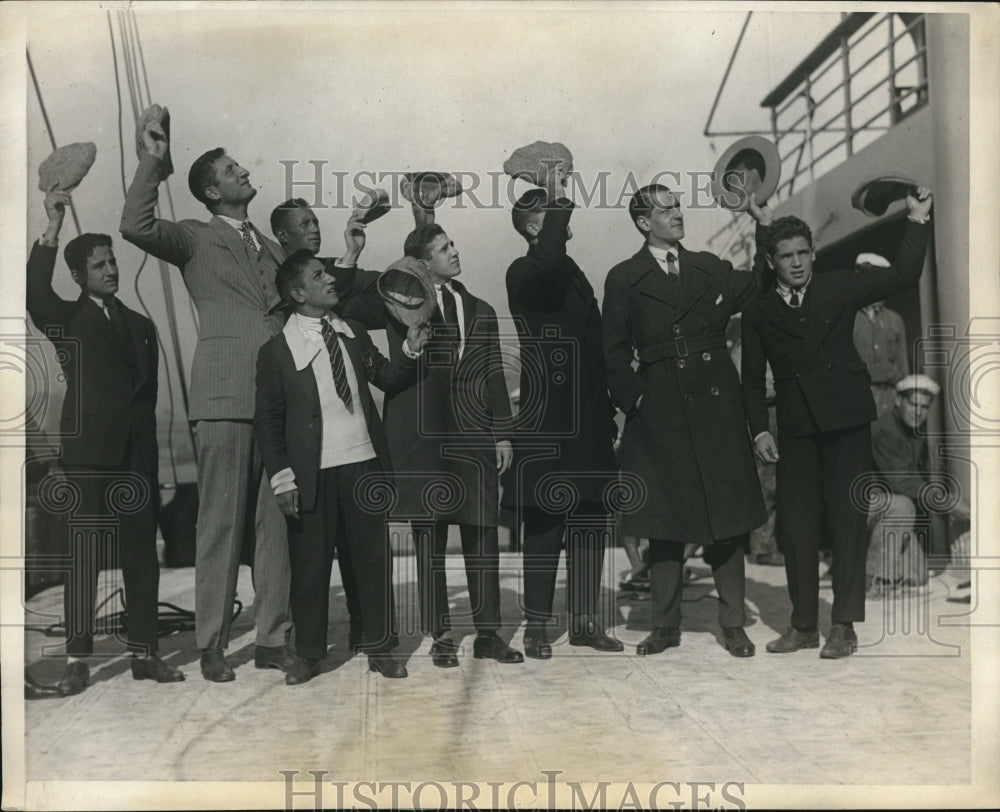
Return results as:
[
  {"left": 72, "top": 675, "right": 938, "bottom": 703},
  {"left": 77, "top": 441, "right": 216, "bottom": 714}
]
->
[
  {"left": 677, "top": 359, "right": 686, "bottom": 369},
  {"left": 684, "top": 394, "right": 693, "bottom": 403},
  {"left": 672, "top": 324, "right": 681, "bottom": 334},
  {"left": 702, "top": 351, "right": 712, "bottom": 361},
  {"left": 710, "top": 386, "right": 720, "bottom": 396}
]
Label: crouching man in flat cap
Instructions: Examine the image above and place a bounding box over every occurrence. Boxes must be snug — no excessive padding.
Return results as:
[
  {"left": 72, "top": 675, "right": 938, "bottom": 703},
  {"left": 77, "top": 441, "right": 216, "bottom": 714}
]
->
[
  {"left": 866, "top": 374, "right": 942, "bottom": 598},
  {"left": 254, "top": 251, "right": 429, "bottom": 683}
]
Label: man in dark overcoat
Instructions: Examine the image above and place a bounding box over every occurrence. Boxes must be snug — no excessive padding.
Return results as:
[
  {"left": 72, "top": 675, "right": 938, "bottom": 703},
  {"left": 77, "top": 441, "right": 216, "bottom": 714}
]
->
[
  {"left": 382, "top": 214, "right": 523, "bottom": 668},
  {"left": 602, "top": 183, "right": 771, "bottom": 657},
  {"left": 504, "top": 163, "right": 621, "bottom": 659}
]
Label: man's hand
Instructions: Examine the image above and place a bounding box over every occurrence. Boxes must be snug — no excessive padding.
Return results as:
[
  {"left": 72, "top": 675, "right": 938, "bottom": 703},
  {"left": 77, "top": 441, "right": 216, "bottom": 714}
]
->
[
  {"left": 754, "top": 431, "right": 780, "bottom": 464},
  {"left": 43, "top": 188, "right": 71, "bottom": 226},
  {"left": 747, "top": 198, "right": 773, "bottom": 226},
  {"left": 276, "top": 488, "right": 301, "bottom": 519},
  {"left": 343, "top": 212, "right": 367, "bottom": 264},
  {"left": 542, "top": 159, "right": 571, "bottom": 202},
  {"left": 496, "top": 440, "right": 513, "bottom": 475},
  {"left": 141, "top": 120, "right": 169, "bottom": 161},
  {"left": 906, "top": 185, "right": 933, "bottom": 220},
  {"left": 405, "top": 322, "right": 431, "bottom": 354}
]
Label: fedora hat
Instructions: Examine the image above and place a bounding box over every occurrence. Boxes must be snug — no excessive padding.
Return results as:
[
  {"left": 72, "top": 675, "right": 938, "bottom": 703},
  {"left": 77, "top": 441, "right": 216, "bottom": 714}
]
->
[
  {"left": 38, "top": 142, "right": 97, "bottom": 193},
  {"left": 503, "top": 141, "right": 573, "bottom": 186},
  {"left": 353, "top": 187, "right": 391, "bottom": 224},
  {"left": 401, "top": 172, "right": 462, "bottom": 209},
  {"left": 378, "top": 257, "right": 436, "bottom": 327},
  {"left": 710, "top": 136, "right": 781, "bottom": 211},
  {"left": 851, "top": 173, "right": 918, "bottom": 217}
]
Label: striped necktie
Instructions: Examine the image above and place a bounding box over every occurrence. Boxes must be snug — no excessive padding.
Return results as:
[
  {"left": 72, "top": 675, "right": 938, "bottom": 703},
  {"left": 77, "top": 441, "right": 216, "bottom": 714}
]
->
[
  {"left": 320, "top": 320, "right": 353, "bottom": 412},
  {"left": 665, "top": 253, "right": 679, "bottom": 276}
]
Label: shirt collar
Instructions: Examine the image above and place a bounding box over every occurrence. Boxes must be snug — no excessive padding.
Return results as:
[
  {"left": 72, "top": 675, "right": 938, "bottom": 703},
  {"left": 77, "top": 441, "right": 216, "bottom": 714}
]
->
[
  {"left": 647, "top": 244, "right": 679, "bottom": 263},
  {"left": 435, "top": 281, "right": 455, "bottom": 294},
  {"left": 293, "top": 311, "right": 355, "bottom": 338},
  {"left": 217, "top": 214, "right": 250, "bottom": 231},
  {"left": 89, "top": 294, "right": 110, "bottom": 312},
  {"left": 776, "top": 277, "right": 810, "bottom": 299}
]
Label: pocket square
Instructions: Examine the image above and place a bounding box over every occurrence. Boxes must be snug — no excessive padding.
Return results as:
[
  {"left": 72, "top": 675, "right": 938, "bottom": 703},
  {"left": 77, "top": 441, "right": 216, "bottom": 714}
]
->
[{"left": 715, "top": 293, "right": 724, "bottom": 306}]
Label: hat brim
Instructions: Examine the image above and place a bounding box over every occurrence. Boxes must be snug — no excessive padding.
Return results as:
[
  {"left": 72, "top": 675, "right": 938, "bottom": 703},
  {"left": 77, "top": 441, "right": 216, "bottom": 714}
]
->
[
  {"left": 710, "top": 136, "right": 781, "bottom": 211},
  {"left": 850, "top": 174, "right": 918, "bottom": 217},
  {"left": 353, "top": 188, "right": 391, "bottom": 224},
  {"left": 378, "top": 263, "right": 437, "bottom": 327}
]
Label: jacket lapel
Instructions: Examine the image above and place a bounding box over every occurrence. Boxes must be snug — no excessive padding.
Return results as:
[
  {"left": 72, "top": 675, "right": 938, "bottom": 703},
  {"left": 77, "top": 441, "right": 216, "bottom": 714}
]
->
[
  {"left": 673, "top": 246, "right": 715, "bottom": 322},
  {"left": 760, "top": 291, "right": 805, "bottom": 340},
  {"left": 122, "top": 307, "right": 151, "bottom": 389},
  {"left": 209, "top": 217, "right": 262, "bottom": 294},
  {"left": 628, "top": 245, "right": 677, "bottom": 308},
  {"left": 799, "top": 279, "right": 835, "bottom": 364}
]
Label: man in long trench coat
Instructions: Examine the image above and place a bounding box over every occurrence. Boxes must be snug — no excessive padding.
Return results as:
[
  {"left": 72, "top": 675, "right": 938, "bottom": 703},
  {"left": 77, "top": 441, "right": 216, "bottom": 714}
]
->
[{"left": 602, "top": 183, "right": 771, "bottom": 657}]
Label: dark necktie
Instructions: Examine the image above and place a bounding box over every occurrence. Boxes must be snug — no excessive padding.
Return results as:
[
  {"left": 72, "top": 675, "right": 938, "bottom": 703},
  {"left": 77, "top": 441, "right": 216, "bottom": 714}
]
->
[
  {"left": 320, "top": 320, "right": 354, "bottom": 412},
  {"left": 440, "top": 285, "right": 460, "bottom": 344},
  {"left": 665, "top": 253, "right": 679, "bottom": 276},
  {"left": 789, "top": 290, "right": 801, "bottom": 308},
  {"left": 105, "top": 297, "right": 138, "bottom": 382},
  {"left": 240, "top": 221, "right": 260, "bottom": 257}
]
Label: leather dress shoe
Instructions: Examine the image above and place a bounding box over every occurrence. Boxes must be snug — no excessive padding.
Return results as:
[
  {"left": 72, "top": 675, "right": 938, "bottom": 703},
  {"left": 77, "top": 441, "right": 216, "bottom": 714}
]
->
[
  {"left": 200, "top": 648, "right": 235, "bottom": 682},
  {"left": 131, "top": 654, "right": 185, "bottom": 683},
  {"left": 285, "top": 656, "right": 320, "bottom": 685},
  {"left": 765, "top": 626, "right": 820, "bottom": 653},
  {"left": 25, "top": 671, "right": 62, "bottom": 700},
  {"left": 523, "top": 628, "right": 552, "bottom": 660},
  {"left": 57, "top": 661, "right": 90, "bottom": 696},
  {"left": 820, "top": 623, "right": 858, "bottom": 659},
  {"left": 348, "top": 617, "right": 363, "bottom": 653},
  {"left": 368, "top": 654, "right": 408, "bottom": 679},
  {"left": 721, "top": 627, "right": 755, "bottom": 657},
  {"left": 430, "top": 637, "right": 460, "bottom": 668},
  {"left": 255, "top": 643, "right": 296, "bottom": 672},
  {"left": 473, "top": 633, "right": 524, "bottom": 663},
  {"left": 636, "top": 626, "right": 681, "bottom": 656},
  {"left": 569, "top": 622, "right": 624, "bottom": 652}
]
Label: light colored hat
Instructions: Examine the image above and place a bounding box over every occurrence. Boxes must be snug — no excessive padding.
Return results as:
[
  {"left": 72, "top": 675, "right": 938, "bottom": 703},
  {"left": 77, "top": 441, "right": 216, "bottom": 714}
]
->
[
  {"left": 855, "top": 252, "right": 891, "bottom": 268},
  {"left": 503, "top": 141, "right": 573, "bottom": 187},
  {"left": 38, "top": 142, "right": 97, "bottom": 192},
  {"left": 895, "top": 374, "right": 940, "bottom": 397},
  {"left": 400, "top": 172, "right": 462, "bottom": 208},
  {"left": 710, "top": 136, "right": 781, "bottom": 211},
  {"left": 378, "top": 257, "right": 436, "bottom": 327}
]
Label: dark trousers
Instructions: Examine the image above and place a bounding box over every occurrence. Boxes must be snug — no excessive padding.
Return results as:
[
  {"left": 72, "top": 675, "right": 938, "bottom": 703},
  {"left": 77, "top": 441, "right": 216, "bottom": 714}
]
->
[
  {"left": 648, "top": 536, "right": 747, "bottom": 629},
  {"left": 776, "top": 424, "right": 872, "bottom": 629},
  {"left": 64, "top": 447, "right": 159, "bottom": 656},
  {"left": 411, "top": 521, "right": 501, "bottom": 639},
  {"left": 522, "top": 505, "right": 606, "bottom": 633},
  {"left": 286, "top": 458, "right": 396, "bottom": 658}
]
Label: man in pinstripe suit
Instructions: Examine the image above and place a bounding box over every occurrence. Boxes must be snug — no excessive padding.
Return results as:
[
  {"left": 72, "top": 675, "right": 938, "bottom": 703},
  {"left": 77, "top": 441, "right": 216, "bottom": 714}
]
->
[{"left": 121, "top": 116, "right": 292, "bottom": 682}]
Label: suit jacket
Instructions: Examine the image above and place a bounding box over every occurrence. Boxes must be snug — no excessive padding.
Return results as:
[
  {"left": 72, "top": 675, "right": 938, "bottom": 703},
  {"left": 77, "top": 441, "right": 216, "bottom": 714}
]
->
[
  {"left": 853, "top": 304, "right": 909, "bottom": 385},
  {"left": 871, "top": 408, "right": 928, "bottom": 503},
  {"left": 504, "top": 199, "right": 615, "bottom": 509},
  {"left": 322, "top": 259, "right": 386, "bottom": 329},
  {"left": 741, "top": 220, "right": 930, "bottom": 438},
  {"left": 382, "top": 279, "right": 513, "bottom": 526},
  {"left": 602, "top": 227, "right": 769, "bottom": 542},
  {"left": 26, "top": 242, "right": 158, "bottom": 473},
  {"left": 120, "top": 154, "right": 286, "bottom": 421},
  {"left": 254, "top": 316, "right": 415, "bottom": 514}
]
